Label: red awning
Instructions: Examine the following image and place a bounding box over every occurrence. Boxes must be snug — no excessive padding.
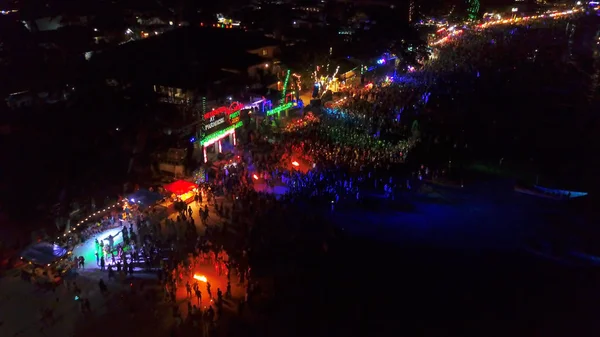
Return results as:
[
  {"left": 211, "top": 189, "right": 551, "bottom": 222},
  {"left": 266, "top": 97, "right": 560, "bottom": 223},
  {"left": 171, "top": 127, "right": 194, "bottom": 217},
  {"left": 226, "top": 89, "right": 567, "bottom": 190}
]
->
[{"left": 164, "top": 180, "right": 197, "bottom": 195}]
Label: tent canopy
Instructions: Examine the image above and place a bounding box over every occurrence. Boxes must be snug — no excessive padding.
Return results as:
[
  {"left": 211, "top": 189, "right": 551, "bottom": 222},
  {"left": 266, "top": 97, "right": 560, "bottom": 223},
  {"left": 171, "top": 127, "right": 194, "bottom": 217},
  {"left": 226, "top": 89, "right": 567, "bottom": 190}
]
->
[
  {"left": 164, "top": 180, "right": 197, "bottom": 195},
  {"left": 126, "top": 189, "right": 164, "bottom": 205},
  {"left": 21, "top": 242, "right": 67, "bottom": 265}
]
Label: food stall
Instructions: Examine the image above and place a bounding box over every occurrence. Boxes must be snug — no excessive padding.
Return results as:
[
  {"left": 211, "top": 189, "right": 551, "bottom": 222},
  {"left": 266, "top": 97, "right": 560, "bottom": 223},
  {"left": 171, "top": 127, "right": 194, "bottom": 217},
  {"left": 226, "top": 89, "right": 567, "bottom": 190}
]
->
[{"left": 162, "top": 180, "right": 198, "bottom": 211}]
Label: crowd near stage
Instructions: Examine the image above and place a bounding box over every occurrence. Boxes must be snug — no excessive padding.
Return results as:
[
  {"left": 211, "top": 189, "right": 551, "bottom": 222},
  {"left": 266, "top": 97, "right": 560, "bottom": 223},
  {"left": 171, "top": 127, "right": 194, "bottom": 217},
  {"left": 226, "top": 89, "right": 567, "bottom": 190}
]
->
[{"left": 72, "top": 225, "right": 134, "bottom": 270}]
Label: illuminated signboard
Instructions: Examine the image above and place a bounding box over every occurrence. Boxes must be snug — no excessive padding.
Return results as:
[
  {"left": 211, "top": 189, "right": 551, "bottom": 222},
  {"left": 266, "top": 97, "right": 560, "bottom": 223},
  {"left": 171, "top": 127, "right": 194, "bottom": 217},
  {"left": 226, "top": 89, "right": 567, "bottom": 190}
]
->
[
  {"left": 229, "top": 110, "right": 240, "bottom": 124},
  {"left": 229, "top": 111, "right": 240, "bottom": 119},
  {"left": 204, "top": 117, "right": 225, "bottom": 130},
  {"left": 202, "top": 102, "right": 243, "bottom": 133},
  {"left": 203, "top": 102, "right": 243, "bottom": 120},
  {"left": 201, "top": 121, "right": 243, "bottom": 146},
  {"left": 266, "top": 102, "right": 293, "bottom": 116},
  {"left": 204, "top": 107, "right": 226, "bottom": 120}
]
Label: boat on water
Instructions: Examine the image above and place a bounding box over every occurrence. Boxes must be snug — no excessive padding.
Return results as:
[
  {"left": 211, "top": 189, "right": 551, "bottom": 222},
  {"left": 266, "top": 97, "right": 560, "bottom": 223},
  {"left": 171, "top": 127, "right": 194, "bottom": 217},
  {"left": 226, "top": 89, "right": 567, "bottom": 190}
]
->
[{"left": 514, "top": 185, "right": 588, "bottom": 200}]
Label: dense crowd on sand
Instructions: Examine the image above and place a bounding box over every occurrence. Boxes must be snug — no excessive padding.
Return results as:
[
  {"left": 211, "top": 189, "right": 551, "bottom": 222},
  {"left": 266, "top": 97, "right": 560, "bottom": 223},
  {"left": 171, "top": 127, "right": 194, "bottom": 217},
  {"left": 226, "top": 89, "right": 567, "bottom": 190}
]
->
[
  {"left": 26, "top": 20, "right": 538, "bottom": 337},
  {"left": 424, "top": 16, "right": 575, "bottom": 74},
  {"left": 245, "top": 80, "right": 432, "bottom": 206}
]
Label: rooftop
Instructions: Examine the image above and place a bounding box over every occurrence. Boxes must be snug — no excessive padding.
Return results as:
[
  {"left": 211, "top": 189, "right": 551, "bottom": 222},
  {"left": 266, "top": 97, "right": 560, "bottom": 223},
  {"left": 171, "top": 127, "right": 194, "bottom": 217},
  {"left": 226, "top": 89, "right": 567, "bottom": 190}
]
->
[
  {"left": 160, "top": 26, "right": 280, "bottom": 51},
  {"left": 92, "top": 27, "right": 275, "bottom": 88}
]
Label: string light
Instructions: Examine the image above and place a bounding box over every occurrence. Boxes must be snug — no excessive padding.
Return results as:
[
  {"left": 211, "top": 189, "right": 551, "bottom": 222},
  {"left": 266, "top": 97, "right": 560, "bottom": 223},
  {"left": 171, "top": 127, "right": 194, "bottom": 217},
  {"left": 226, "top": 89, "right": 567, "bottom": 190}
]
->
[
  {"left": 266, "top": 102, "right": 293, "bottom": 116},
  {"left": 332, "top": 66, "right": 340, "bottom": 79},
  {"left": 56, "top": 202, "right": 122, "bottom": 241},
  {"left": 431, "top": 7, "right": 592, "bottom": 46},
  {"left": 282, "top": 70, "right": 290, "bottom": 102}
]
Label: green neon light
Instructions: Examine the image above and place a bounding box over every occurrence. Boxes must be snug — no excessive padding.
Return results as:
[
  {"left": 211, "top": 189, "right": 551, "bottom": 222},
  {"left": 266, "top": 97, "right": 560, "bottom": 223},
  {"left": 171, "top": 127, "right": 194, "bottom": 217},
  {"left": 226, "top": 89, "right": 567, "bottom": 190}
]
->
[
  {"left": 229, "top": 110, "right": 240, "bottom": 119},
  {"left": 266, "top": 102, "right": 293, "bottom": 116},
  {"left": 467, "top": 0, "right": 480, "bottom": 21},
  {"left": 282, "top": 69, "right": 290, "bottom": 100},
  {"left": 201, "top": 121, "right": 243, "bottom": 145}
]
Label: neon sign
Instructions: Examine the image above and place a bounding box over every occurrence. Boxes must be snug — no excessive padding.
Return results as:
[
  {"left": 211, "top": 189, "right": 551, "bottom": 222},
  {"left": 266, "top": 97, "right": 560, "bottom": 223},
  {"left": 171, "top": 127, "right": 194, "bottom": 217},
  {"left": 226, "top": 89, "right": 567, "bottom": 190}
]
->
[
  {"left": 201, "top": 121, "right": 243, "bottom": 146},
  {"left": 229, "top": 110, "right": 240, "bottom": 124},
  {"left": 203, "top": 102, "right": 243, "bottom": 120},
  {"left": 229, "top": 111, "right": 240, "bottom": 119},
  {"left": 266, "top": 102, "right": 293, "bottom": 116},
  {"left": 204, "top": 117, "right": 225, "bottom": 130}
]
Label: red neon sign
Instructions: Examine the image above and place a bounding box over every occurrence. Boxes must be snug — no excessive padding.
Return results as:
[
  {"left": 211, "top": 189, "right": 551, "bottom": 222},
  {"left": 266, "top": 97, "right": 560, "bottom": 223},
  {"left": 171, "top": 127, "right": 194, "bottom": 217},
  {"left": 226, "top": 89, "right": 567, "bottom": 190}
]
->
[
  {"left": 229, "top": 101, "right": 243, "bottom": 111},
  {"left": 204, "top": 107, "right": 228, "bottom": 120},
  {"left": 203, "top": 102, "right": 243, "bottom": 120}
]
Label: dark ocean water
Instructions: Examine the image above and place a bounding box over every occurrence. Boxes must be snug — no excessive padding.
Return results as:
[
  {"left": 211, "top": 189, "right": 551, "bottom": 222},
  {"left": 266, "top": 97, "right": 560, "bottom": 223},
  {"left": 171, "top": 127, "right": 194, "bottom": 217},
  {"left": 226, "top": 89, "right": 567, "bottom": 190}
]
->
[{"left": 267, "top": 180, "right": 599, "bottom": 337}]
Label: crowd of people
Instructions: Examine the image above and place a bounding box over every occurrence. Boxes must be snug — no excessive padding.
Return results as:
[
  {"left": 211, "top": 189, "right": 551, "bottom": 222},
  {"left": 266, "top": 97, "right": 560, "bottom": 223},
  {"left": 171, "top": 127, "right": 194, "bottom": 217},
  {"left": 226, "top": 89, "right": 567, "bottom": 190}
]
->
[
  {"left": 32, "top": 30, "right": 492, "bottom": 336},
  {"left": 238, "top": 77, "right": 433, "bottom": 211},
  {"left": 15, "top": 12, "right": 600, "bottom": 337},
  {"left": 425, "top": 15, "right": 578, "bottom": 74},
  {"left": 70, "top": 77, "right": 427, "bottom": 335}
]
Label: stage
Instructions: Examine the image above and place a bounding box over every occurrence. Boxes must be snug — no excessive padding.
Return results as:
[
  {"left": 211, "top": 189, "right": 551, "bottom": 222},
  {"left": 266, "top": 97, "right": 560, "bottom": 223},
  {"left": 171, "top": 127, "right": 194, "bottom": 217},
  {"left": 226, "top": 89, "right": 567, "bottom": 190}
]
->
[{"left": 72, "top": 225, "right": 132, "bottom": 269}]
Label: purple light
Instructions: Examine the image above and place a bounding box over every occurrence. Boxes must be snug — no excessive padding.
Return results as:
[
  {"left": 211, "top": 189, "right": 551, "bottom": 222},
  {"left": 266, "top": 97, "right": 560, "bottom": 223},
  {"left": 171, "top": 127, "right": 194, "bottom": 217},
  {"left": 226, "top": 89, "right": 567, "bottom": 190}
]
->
[{"left": 377, "top": 58, "right": 386, "bottom": 65}]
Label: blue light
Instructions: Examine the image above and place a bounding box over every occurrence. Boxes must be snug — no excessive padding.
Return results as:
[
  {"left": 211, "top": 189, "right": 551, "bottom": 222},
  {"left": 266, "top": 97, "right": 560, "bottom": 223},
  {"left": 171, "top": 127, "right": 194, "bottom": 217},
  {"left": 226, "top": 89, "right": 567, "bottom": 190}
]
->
[
  {"left": 190, "top": 137, "right": 195, "bottom": 143},
  {"left": 377, "top": 58, "right": 386, "bottom": 65},
  {"left": 264, "top": 100, "right": 272, "bottom": 112}
]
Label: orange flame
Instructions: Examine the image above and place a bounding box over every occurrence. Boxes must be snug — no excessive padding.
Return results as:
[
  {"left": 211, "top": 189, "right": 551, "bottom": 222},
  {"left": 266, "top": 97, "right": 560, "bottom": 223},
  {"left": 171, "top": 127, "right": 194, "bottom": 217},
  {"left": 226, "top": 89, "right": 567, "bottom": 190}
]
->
[{"left": 193, "top": 274, "right": 208, "bottom": 282}]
